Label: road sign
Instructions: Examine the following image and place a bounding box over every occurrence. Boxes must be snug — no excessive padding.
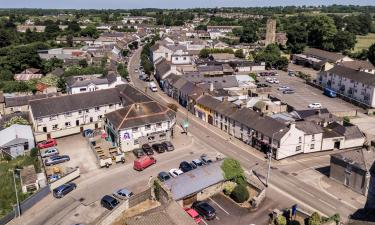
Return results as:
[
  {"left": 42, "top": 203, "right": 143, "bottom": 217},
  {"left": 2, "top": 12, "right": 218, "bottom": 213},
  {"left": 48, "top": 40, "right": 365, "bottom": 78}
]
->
[{"left": 183, "top": 120, "right": 189, "bottom": 128}]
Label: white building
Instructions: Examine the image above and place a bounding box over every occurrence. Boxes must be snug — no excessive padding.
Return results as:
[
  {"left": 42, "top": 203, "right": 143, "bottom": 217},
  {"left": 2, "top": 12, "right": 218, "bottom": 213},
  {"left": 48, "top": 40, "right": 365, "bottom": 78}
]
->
[
  {"left": 0, "top": 125, "right": 35, "bottom": 158},
  {"left": 105, "top": 101, "right": 176, "bottom": 152},
  {"left": 66, "top": 73, "right": 126, "bottom": 94}
]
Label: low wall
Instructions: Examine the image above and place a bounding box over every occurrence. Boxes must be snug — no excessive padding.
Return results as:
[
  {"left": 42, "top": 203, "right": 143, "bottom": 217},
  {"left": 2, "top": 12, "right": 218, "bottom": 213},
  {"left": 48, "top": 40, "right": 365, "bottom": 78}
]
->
[
  {"left": 49, "top": 167, "right": 80, "bottom": 190},
  {"left": 129, "top": 188, "right": 152, "bottom": 208}
]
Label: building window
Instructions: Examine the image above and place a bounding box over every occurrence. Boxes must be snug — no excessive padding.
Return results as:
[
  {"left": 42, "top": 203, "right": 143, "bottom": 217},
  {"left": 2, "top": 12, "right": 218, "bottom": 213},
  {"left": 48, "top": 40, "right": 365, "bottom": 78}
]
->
[
  {"left": 65, "top": 112, "right": 72, "bottom": 117},
  {"left": 95, "top": 107, "right": 100, "bottom": 111},
  {"left": 298, "top": 137, "right": 302, "bottom": 143},
  {"left": 310, "top": 144, "right": 315, "bottom": 149},
  {"left": 37, "top": 118, "right": 43, "bottom": 123},
  {"left": 79, "top": 88, "right": 87, "bottom": 92},
  {"left": 78, "top": 110, "right": 82, "bottom": 115},
  {"left": 159, "top": 133, "right": 166, "bottom": 138},
  {"left": 109, "top": 104, "right": 114, "bottom": 109},
  {"left": 145, "top": 125, "right": 151, "bottom": 130},
  {"left": 86, "top": 109, "right": 89, "bottom": 113},
  {"left": 134, "top": 139, "right": 139, "bottom": 145},
  {"left": 52, "top": 124, "right": 58, "bottom": 130},
  {"left": 175, "top": 57, "right": 178, "bottom": 61},
  {"left": 148, "top": 136, "right": 155, "bottom": 141},
  {"left": 312, "top": 134, "right": 315, "bottom": 141},
  {"left": 183, "top": 57, "right": 186, "bottom": 60},
  {"left": 296, "top": 146, "right": 302, "bottom": 151},
  {"left": 156, "top": 123, "right": 162, "bottom": 128},
  {"left": 49, "top": 116, "right": 56, "bottom": 121},
  {"left": 98, "top": 115, "right": 103, "bottom": 120},
  {"left": 132, "top": 127, "right": 138, "bottom": 132},
  {"left": 65, "top": 122, "right": 71, "bottom": 127},
  {"left": 43, "top": 127, "right": 47, "bottom": 132},
  {"left": 90, "top": 117, "right": 93, "bottom": 123}
]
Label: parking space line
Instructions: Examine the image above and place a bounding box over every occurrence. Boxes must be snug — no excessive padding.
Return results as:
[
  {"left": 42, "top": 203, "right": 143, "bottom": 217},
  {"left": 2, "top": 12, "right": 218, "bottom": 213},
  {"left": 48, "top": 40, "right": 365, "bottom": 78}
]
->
[
  {"left": 201, "top": 219, "right": 208, "bottom": 225},
  {"left": 209, "top": 197, "right": 230, "bottom": 215}
]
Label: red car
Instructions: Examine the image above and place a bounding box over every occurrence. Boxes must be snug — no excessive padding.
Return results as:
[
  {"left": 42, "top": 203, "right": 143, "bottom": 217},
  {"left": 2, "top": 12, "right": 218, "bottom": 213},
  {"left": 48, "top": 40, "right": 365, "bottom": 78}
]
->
[
  {"left": 133, "top": 156, "right": 156, "bottom": 171},
  {"left": 37, "top": 139, "right": 57, "bottom": 149},
  {"left": 184, "top": 208, "right": 202, "bottom": 224}
]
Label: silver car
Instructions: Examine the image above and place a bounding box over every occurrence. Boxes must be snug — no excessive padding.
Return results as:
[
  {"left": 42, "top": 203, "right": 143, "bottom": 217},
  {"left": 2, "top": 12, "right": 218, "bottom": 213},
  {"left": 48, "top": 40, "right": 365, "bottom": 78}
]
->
[
  {"left": 113, "top": 188, "right": 133, "bottom": 200},
  {"left": 41, "top": 147, "right": 59, "bottom": 158}
]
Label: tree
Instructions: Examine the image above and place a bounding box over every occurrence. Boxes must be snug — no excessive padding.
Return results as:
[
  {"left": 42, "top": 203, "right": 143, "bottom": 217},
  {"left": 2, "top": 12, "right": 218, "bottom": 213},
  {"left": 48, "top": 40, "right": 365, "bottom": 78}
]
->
[
  {"left": 221, "top": 158, "right": 246, "bottom": 185},
  {"left": 66, "top": 35, "right": 73, "bottom": 47},
  {"left": 80, "top": 24, "right": 98, "bottom": 38},
  {"left": 167, "top": 103, "right": 178, "bottom": 112},
  {"left": 0, "top": 70, "right": 14, "bottom": 81},
  {"left": 308, "top": 212, "right": 322, "bottom": 225},
  {"left": 234, "top": 49, "right": 244, "bottom": 58},
  {"left": 368, "top": 43, "right": 375, "bottom": 66},
  {"left": 307, "top": 15, "right": 337, "bottom": 50},
  {"left": 79, "top": 59, "right": 88, "bottom": 68},
  {"left": 199, "top": 48, "right": 210, "bottom": 58},
  {"left": 67, "top": 21, "right": 81, "bottom": 33},
  {"left": 249, "top": 72, "right": 257, "bottom": 82},
  {"left": 333, "top": 31, "right": 356, "bottom": 52},
  {"left": 230, "top": 184, "right": 249, "bottom": 203},
  {"left": 3, "top": 116, "right": 29, "bottom": 128},
  {"left": 275, "top": 215, "right": 287, "bottom": 225},
  {"left": 44, "top": 21, "right": 60, "bottom": 34}
]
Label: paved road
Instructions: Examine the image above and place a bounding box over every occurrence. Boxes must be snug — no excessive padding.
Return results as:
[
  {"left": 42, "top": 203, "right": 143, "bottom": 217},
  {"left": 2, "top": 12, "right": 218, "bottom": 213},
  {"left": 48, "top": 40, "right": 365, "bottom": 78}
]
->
[{"left": 127, "top": 48, "right": 362, "bottom": 222}]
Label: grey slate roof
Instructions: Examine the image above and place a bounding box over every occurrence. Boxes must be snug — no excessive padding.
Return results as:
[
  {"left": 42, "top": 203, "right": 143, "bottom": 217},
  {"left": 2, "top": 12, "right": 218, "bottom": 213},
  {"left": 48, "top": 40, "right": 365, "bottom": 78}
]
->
[
  {"left": 196, "top": 95, "right": 222, "bottom": 110},
  {"left": 296, "top": 121, "right": 324, "bottom": 135},
  {"left": 5, "top": 93, "right": 58, "bottom": 107},
  {"left": 340, "top": 60, "right": 375, "bottom": 70},
  {"left": 326, "top": 122, "right": 364, "bottom": 140},
  {"left": 155, "top": 59, "right": 171, "bottom": 76},
  {"left": 327, "top": 65, "right": 375, "bottom": 86},
  {"left": 331, "top": 148, "right": 375, "bottom": 172},
  {"left": 105, "top": 101, "right": 175, "bottom": 130},
  {"left": 66, "top": 75, "right": 109, "bottom": 88},
  {"left": 164, "top": 161, "right": 224, "bottom": 200},
  {"left": 305, "top": 48, "right": 345, "bottom": 63}
]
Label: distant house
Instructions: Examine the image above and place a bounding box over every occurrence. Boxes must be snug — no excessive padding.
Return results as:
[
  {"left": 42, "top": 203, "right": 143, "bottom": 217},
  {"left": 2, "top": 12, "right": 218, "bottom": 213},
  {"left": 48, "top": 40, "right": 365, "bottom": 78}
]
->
[
  {"left": 14, "top": 68, "right": 43, "bottom": 81},
  {"left": 66, "top": 74, "right": 126, "bottom": 94},
  {"left": 0, "top": 124, "right": 35, "bottom": 159},
  {"left": 330, "top": 148, "right": 375, "bottom": 196},
  {"left": 0, "top": 93, "right": 58, "bottom": 115}
]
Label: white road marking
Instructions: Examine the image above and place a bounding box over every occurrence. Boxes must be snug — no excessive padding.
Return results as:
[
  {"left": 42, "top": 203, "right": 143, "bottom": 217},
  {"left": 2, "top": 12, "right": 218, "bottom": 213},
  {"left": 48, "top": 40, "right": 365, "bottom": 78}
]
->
[
  {"left": 201, "top": 219, "right": 208, "bottom": 225},
  {"left": 298, "top": 188, "right": 315, "bottom": 197},
  {"left": 318, "top": 198, "right": 336, "bottom": 209},
  {"left": 209, "top": 197, "right": 230, "bottom": 215}
]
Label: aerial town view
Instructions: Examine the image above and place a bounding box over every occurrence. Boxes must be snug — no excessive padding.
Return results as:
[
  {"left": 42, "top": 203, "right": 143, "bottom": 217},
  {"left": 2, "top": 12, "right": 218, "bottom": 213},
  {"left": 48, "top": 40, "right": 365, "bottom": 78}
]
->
[{"left": 1, "top": 0, "right": 375, "bottom": 225}]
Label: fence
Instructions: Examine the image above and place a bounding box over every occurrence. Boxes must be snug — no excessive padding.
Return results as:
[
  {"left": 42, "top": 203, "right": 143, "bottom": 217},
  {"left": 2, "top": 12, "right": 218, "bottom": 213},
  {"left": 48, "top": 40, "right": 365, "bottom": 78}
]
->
[
  {"left": 129, "top": 188, "right": 152, "bottom": 208},
  {"left": 0, "top": 186, "right": 50, "bottom": 225}
]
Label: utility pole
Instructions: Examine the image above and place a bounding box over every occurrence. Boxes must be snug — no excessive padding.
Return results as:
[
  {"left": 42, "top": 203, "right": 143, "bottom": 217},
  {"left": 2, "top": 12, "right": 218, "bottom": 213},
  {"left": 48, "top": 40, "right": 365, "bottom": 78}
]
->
[{"left": 266, "top": 129, "right": 283, "bottom": 187}]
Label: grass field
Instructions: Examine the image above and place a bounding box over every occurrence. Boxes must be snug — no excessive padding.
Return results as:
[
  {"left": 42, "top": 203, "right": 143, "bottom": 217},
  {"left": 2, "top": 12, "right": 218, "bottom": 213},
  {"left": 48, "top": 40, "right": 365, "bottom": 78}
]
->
[{"left": 354, "top": 33, "right": 375, "bottom": 52}]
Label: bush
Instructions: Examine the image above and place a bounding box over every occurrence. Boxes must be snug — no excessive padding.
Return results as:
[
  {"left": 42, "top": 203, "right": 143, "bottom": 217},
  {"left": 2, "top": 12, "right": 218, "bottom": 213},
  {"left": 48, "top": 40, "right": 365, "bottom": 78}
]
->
[
  {"left": 275, "top": 215, "right": 287, "bottom": 225},
  {"left": 30, "top": 148, "right": 39, "bottom": 158},
  {"left": 221, "top": 158, "right": 246, "bottom": 185},
  {"left": 230, "top": 184, "right": 249, "bottom": 203},
  {"left": 223, "top": 182, "right": 236, "bottom": 195},
  {"left": 308, "top": 212, "right": 321, "bottom": 225},
  {"left": 289, "top": 221, "right": 301, "bottom": 225}
]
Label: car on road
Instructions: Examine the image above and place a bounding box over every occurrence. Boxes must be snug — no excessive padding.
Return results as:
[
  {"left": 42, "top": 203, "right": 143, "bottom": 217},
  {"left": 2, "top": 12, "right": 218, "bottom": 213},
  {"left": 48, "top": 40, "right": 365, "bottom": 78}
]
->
[
  {"left": 45, "top": 155, "right": 70, "bottom": 166},
  {"left": 169, "top": 168, "right": 184, "bottom": 177},
  {"left": 161, "top": 141, "right": 174, "bottom": 151},
  {"left": 113, "top": 188, "right": 133, "bottom": 200},
  {"left": 179, "top": 161, "right": 194, "bottom": 172},
  {"left": 101, "top": 195, "right": 120, "bottom": 210},
  {"left": 283, "top": 89, "right": 295, "bottom": 94},
  {"left": 149, "top": 82, "right": 158, "bottom": 92},
  {"left": 133, "top": 156, "right": 157, "bottom": 171},
  {"left": 152, "top": 143, "right": 165, "bottom": 153},
  {"left": 158, "top": 171, "right": 171, "bottom": 182},
  {"left": 133, "top": 148, "right": 145, "bottom": 158},
  {"left": 142, "top": 144, "right": 154, "bottom": 155},
  {"left": 184, "top": 208, "right": 202, "bottom": 224},
  {"left": 53, "top": 183, "right": 76, "bottom": 198},
  {"left": 37, "top": 139, "right": 57, "bottom": 149},
  {"left": 41, "top": 147, "right": 59, "bottom": 158},
  {"left": 191, "top": 159, "right": 203, "bottom": 168},
  {"left": 192, "top": 201, "right": 216, "bottom": 220},
  {"left": 308, "top": 103, "right": 322, "bottom": 109},
  {"left": 201, "top": 154, "right": 212, "bottom": 165},
  {"left": 277, "top": 86, "right": 290, "bottom": 91}
]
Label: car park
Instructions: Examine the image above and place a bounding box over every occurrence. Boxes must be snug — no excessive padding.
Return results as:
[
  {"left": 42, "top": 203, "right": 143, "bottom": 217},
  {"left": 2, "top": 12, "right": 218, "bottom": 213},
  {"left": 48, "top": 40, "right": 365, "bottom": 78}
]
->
[
  {"left": 192, "top": 201, "right": 216, "bottom": 220},
  {"left": 101, "top": 195, "right": 120, "bottom": 210},
  {"left": 133, "top": 156, "right": 156, "bottom": 171},
  {"left": 283, "top": 89, "right": 295, "bottom": 94},
  {"left": 169, "top": 168, "right": 184, "bottom": 177},
  {"left": 152, "top": 143, "right": 165, "bottom": 153},
  {"left": 133, "top": 148, "right": 145, "bottom": 158},
  {"left": 142, "top": 144, "right": 154, "bottom": 155},
  {"left": 191, "top": 159, "right": 203, "bottom": 168},
  {"left": 179, "top": 161, "right": 194, "bottom": 172},
  {"left": 45, "top": 155, "right": 70, "bottom": 166},
  {"left": 201, "top": 154, "right": 212, "bottom": 165},
  {"left": 53, "top": 183, "right": 76, "bottom": 198},
  {"left": 37, "top": 139, "right": 57, "bottom": 149},
  {"left": 184, "top": 208, "right": 202, "bottom": 224},
  {"left": 41, "top": 147, "right": 59, "bottom": 158},
  {"left": 158, "top": 171, "right": 171, "bottom": 182},
  {"left": 161, "top": 141, "right": 174, "bottom": 151},
  {"left": 113, "top": 188, "right": 133, "bottom": 200},
  {"left": 308, "top": 102, "right": 322, "bottom": 109}
]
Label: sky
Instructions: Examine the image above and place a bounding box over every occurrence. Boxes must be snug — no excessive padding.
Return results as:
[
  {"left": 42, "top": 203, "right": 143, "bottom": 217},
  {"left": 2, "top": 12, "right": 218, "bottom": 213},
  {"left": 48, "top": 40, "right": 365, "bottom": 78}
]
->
[{"left": 0, "top": 0, "right": 374, "bottom": 9}]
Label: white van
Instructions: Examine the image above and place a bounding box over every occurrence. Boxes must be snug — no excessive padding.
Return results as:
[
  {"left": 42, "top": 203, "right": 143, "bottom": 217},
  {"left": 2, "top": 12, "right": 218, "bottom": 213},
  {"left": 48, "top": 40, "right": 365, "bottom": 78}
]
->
[{"left": 149, "top": 82, "right": 158, "bottom": 92}]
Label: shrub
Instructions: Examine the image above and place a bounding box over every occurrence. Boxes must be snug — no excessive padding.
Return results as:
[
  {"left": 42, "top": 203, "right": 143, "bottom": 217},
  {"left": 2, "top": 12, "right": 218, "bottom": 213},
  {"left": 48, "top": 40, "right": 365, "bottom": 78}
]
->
[
  {"left": 230, "top": 184, "right": 249, "bottom": 203},
  {"left": 289, "top": 221, "right": 301, "bottom": 225},
  {"left": 221, "top": 158, "right": 246, "bottom": 185},
  {"left": 308, "top": 212, "right": 321, "bottom": 225},
  {"left": 275, "top": 215, "right": 287, "bottom": 225},
  {"left": 223, "top": 182, "right": 236, "bottom": 195},
  {"left": 30, "top": 148, "right": 39, "bottom": 158}
]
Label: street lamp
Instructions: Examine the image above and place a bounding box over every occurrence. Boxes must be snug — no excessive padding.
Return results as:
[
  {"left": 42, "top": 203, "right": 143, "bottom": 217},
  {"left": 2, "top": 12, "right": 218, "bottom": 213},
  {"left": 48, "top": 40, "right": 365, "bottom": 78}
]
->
[
  {"left": 9, "top": 168, "right": 21, "bottom": 218},
  {"left": 266, "top": 129, "right": 283, "bottom": 187}
]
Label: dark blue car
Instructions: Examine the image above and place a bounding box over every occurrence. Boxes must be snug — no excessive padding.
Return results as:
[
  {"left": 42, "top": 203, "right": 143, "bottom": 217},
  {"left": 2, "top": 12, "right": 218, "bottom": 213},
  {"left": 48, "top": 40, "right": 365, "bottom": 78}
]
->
[{"left": 53, "top": 183, "right": 76, "bottom": 198}]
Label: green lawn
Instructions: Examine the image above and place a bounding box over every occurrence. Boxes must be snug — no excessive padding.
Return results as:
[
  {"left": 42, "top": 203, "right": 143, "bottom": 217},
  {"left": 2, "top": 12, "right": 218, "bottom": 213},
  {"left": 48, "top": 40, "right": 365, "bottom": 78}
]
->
[
  {"left": 354, "top": 33, "right": 375, "bottom": 52},
  {"left": 0, "top": 155, "right": 40, "bottom": 217}
]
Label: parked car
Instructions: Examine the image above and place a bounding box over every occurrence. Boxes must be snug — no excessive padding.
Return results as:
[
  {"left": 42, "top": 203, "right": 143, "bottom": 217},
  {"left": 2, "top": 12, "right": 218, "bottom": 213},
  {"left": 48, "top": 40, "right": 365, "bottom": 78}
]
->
[
  {"left": 308, "top": 103, "right": 322, "bottom": 109},
  {"left": 273, "top": 78, "right": 279, "bottom": 84},
  {"left": 101, "top": 195, "right": 120, "bottom": 210},
  {"left": 192, "top": 201, "right": 216, "bottom": 220},
  {"left": 142, "top": 144, "right": 154, "bottom": 155},
  {"left": 41, "top": 147, "right": 59, "bottom": 158},
  {"left": 133, "top": 156, "right": 156, "bottom": 171},
  {"left": 113, "top": 188, "right": 133, "bottom": 200},
  {"left": 184, "top": 208, "right": 202, "bottom": 224},
  {"left": 152, "top": 144, "right": 165, "bottom": 153},
  {"left": 179, "top": 161, "right": 194, "bottom": 172},
  {"left": 191, "top": 159, "right": 203, "bottom": 168},
  {"left": 169, "top": 168, "right": 184, "bottom": 177},
  {"left": 161, "top": 141, "right": 174, "bottom": 151},
  {"left": 149, "top": 82, "right": 158, "bottom": 92},
  {"left": 53, "top": 183, "right": 76, "bottom": 198},
  {"left": 277, "top": 86, "right": 290, "bottom": 91},
  {"left": 133, "top": 148, "right": 145, "bottom": 158},
  {"left": 283, "top": 89, "right": 295, "bottom": 94},
  {"left": 158, "top": 171, "right": 171, "bottom": 182},
  {"left": 37, "top": 139, "right": 57, "bottom": 149},
  {"left": 45, "top": 155, "right": 70, "bottom": 166},
  {"left": 200, "top": 154, "right": 212, "bottom": 165}
]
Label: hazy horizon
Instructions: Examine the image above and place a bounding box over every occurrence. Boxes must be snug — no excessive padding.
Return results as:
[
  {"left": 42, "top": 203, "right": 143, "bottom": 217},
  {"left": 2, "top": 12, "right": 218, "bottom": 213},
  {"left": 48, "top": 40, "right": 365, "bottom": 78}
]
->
[{"left": 0, "top": 0, "right": 374, "bottom": 9}]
